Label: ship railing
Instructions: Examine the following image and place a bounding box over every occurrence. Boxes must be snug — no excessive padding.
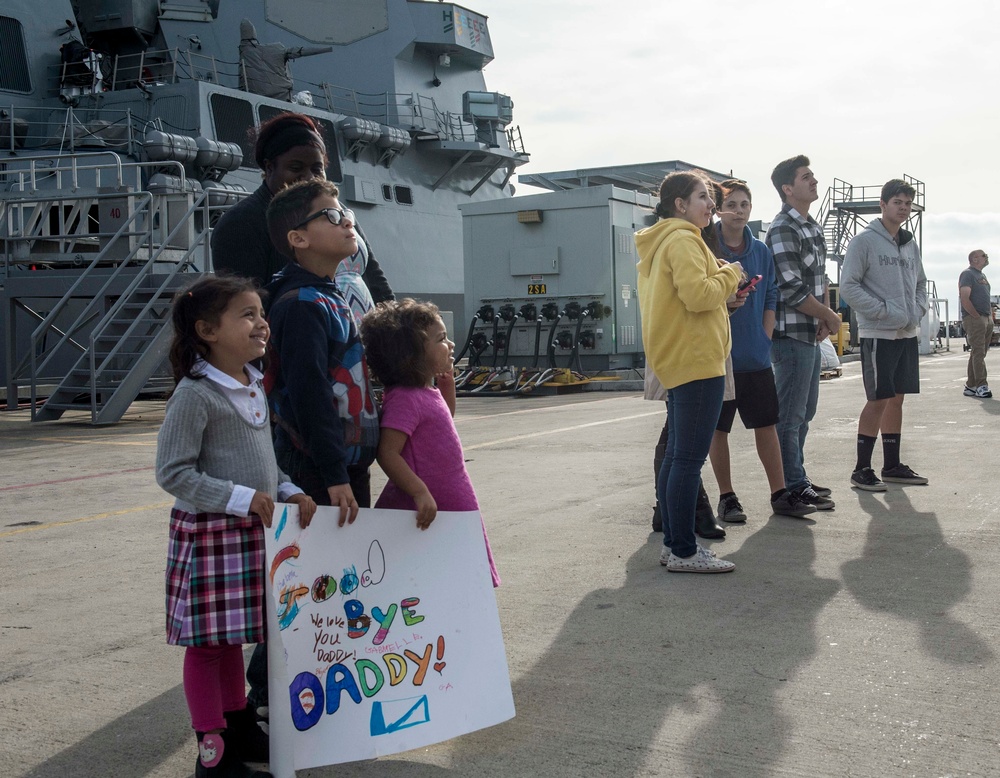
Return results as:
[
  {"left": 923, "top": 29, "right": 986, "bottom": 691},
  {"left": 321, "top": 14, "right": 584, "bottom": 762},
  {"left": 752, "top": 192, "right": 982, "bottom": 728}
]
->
[
  {"left": 0, "top": 104, "right": 155, "bottom": 156},
  {"left": 1, "top": 154, "right": 187, "bottom": 258},
  {"left": 311, "top": 81, "right": 477, "bottom": 142},
  {"left": 50, "top": 48, "right": 243, "bottom": 94},
  {"left": 46, "top": 47, "right": 518, "bottom": 148}
]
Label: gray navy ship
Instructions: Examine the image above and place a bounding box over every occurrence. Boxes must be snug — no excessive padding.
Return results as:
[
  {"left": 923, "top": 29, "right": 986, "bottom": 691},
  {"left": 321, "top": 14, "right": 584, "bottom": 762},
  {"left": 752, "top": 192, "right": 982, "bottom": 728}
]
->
[{"left": 0, "top": 0, "right": 528, "bottom": 421}]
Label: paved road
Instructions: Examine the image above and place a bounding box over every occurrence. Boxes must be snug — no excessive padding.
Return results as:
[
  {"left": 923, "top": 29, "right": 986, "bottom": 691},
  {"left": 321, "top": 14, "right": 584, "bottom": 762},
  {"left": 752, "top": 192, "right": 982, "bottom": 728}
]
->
[{"left": 1, "top": 350, "right": 997, "bottom": 777}]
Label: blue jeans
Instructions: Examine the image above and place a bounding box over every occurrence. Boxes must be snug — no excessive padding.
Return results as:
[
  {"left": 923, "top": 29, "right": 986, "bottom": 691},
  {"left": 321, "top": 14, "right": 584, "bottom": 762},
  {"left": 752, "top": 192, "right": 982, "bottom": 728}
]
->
[
  {"left": 771, "top": 336, "right": 821, "bottom": 491},
  {"left": 658, "top": 376, "right": 725, "bottom": 558}
]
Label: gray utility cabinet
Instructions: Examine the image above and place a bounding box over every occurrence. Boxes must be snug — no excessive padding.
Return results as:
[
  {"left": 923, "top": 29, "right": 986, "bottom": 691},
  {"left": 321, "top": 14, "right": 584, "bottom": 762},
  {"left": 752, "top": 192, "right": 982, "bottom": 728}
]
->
[{"left": 460, "top": 185, "right": 654, "bottom": 371}]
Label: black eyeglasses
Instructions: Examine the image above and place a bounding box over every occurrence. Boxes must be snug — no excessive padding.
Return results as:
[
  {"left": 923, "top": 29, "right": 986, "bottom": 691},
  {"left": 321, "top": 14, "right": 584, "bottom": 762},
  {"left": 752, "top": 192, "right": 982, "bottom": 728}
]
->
[{"left": 294, "top": 207, "right": 356, "bottom": 230}]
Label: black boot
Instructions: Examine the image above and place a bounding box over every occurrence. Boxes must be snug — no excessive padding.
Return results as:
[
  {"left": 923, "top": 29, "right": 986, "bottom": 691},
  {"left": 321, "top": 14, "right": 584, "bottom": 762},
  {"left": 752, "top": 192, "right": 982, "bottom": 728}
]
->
[
  {"left": 223, "top": 704, "right": 270, "bottom": 763},
  {"left": 652, "top": 428, "right": 667, "bottom": 533},
  {"left": 195, "top": 731, "right": 273, "bottom": 778},
  {"left": 694, "top": 484, "right": 726, "bottom": 539}
]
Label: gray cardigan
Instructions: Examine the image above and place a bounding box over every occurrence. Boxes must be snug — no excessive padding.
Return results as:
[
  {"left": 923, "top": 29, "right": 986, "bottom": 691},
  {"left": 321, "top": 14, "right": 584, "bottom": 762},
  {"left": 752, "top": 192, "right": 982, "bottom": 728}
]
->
[{"left": 156, "top": 377, "right": 291, "bottom": 514}]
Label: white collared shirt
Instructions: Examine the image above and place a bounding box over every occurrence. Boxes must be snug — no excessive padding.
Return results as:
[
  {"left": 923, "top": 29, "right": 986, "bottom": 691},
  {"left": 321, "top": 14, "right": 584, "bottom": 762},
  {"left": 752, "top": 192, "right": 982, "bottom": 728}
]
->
[{"left": 194, "top": 359, "right": 303, "bottom": 516}]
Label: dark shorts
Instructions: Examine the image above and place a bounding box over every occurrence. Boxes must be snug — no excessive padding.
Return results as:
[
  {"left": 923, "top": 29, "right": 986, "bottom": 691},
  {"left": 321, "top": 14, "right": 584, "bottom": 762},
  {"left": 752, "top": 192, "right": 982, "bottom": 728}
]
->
[
  {"left": 715, "top": 366, "right": 780, "bottom": 433},
  {"left": 275, "top": 447, "right": 372, "bottom": 508},
  {"left": 860, "top": 336, "right": 920, "bottom": 400}
]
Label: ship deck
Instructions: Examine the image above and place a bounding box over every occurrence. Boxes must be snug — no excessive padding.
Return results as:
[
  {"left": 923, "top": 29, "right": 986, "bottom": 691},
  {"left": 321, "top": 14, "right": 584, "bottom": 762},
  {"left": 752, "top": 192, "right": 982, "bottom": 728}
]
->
[{"left": 2, "top": 348, "right": 998, "bottom": 777}]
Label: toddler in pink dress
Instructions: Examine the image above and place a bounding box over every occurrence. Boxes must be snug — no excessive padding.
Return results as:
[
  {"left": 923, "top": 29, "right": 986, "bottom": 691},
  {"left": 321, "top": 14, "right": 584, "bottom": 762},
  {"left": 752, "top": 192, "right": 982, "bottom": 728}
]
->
[{"left": 361, "top": 299, "right": 500, "bottom": 586}]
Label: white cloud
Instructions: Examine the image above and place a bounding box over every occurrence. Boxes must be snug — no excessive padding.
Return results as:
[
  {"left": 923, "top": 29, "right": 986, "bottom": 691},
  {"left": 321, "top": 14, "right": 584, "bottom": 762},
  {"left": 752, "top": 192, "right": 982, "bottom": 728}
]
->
[
  {"left": 922, "top": 213, "right": 1000, "bottom": 320},
  {"left": 477, "top": 0, "right": 1000, "bottom": 214}
]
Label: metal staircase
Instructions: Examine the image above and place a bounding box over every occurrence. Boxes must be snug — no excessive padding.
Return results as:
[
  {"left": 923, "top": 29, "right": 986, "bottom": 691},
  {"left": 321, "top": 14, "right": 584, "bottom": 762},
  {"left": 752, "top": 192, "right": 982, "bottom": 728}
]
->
[
  {"left": 33, "top": 191, "right": 211, "bottom": 423},
  {"left": 1, "top": 174, "right": 214, "bottom": 424},
  {"left": 816, "top": 175, "right": 925, "bottom": 281}
]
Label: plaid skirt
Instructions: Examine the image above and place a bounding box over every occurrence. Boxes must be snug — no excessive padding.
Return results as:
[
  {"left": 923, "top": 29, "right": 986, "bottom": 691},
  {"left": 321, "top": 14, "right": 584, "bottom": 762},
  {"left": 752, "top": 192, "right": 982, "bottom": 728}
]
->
[{"left": 165, "top": 508, "right": 266, "bottom": 646}]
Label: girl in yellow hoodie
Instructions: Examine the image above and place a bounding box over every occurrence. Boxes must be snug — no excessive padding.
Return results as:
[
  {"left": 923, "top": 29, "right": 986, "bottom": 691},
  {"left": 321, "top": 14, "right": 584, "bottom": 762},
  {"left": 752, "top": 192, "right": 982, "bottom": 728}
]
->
[{"left": 636, "top": 172, "right": 742, "bottom": 573}]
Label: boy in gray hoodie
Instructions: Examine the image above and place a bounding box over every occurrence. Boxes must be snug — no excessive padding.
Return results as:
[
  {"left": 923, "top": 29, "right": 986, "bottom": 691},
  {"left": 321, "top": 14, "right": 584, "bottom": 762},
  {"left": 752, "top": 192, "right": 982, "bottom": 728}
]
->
[{"left": 840, "top": 179, "right": 928, "bottom": 491}]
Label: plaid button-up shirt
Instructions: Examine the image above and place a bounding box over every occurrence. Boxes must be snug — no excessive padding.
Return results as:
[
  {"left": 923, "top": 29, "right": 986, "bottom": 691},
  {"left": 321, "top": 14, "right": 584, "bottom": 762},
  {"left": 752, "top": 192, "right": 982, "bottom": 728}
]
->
[{"left": 765, "top": 203, "right": 827, "bottom": 344}]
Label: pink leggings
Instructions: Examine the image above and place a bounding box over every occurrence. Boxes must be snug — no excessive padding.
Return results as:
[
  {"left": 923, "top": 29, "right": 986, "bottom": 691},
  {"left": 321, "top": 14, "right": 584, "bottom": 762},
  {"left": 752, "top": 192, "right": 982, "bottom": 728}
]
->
[{"left": 183, "top": 645, "right": 248, "bottom": 732}]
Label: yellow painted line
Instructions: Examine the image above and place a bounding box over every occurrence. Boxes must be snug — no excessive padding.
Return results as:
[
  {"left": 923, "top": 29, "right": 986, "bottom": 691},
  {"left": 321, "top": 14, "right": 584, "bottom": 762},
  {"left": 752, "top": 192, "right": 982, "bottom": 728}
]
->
[
  {"left": 464, "top": 409, "right": 663, "bottom": 450},
  {"left": 0, "top": 501, "right": 172, "bottom": 538}
]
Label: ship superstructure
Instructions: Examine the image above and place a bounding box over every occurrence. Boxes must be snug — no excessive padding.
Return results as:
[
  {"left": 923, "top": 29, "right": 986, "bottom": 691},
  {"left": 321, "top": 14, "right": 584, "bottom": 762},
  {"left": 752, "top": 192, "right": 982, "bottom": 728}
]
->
[{"left": 0, "top": 0, "right": 528, "bottom": 421}]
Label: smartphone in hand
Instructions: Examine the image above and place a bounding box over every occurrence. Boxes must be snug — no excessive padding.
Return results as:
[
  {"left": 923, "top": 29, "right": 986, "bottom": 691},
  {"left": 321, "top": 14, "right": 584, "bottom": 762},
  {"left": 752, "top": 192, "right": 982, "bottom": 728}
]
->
[{"left": 737, "top": 274, "right": 763, "bottom": 297}]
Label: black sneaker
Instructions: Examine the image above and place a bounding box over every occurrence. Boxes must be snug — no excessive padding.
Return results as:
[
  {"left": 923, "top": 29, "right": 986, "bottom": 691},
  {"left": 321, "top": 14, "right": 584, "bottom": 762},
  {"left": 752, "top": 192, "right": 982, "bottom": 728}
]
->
[
  {"left": 851, "top": 467, "right": 887, "bottom": 491},
  {"left": 795, "top": 485, "right": 835, "bottom": 510},
  {"left": 771, "top": 489, "right": 817, "bottom": 518},
  {"left": 223, "top": 704, "right": 269, "bottom": 763},
  {"left": 807, "top": 482, "right": 832, "bottom": 497},
  {"left": 881, "top": 463, "right": 929, "bottom": 485},
  {"left": 718, "top": 493, "right": 748, "bottom": 523}
]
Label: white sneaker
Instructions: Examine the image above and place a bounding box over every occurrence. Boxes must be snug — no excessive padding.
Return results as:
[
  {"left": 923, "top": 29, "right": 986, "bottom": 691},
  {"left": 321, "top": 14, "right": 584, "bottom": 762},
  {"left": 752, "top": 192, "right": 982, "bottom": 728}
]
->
[
  {"left": 663, "top": 545, "right": 734, "bottom": 573},
  {"left": 659, "top": 544, "right": 717, "bottom": 565},
  {"left": 976, "top": 385, "right": 993, "bottom": 398}
]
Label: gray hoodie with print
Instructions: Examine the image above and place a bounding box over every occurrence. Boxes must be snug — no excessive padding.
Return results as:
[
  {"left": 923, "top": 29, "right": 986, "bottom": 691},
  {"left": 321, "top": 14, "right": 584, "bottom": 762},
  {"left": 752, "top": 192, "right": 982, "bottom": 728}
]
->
[{"left": 841, "top": 219, "right": 927, "bottom": 339}]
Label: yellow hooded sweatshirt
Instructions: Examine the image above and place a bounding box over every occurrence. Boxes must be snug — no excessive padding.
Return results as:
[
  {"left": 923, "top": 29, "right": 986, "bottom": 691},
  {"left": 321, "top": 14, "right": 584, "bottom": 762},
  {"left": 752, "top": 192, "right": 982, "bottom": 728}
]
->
[{"left": 635, "top": 218, "right": 742, "bottom": 390}]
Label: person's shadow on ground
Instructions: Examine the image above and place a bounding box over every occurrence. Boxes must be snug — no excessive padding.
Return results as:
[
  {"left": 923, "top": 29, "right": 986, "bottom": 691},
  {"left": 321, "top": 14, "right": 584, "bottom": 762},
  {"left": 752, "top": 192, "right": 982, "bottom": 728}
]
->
[
  {"left": 21, "top": 521, "right": 845, "bottom": 778},
  {"left": 841, "top": 488, "right": 993, "bottom": 666},
  {"left": 432, "top": 517, "right": 840, "bottom": 777}
]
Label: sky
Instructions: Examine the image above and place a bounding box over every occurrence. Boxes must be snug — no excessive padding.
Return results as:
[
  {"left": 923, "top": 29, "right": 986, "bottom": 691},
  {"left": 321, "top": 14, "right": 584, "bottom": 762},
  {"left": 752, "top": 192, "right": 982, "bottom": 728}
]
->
[{"left": 471, "top": 0, "right": 1000, "bottom": 321}]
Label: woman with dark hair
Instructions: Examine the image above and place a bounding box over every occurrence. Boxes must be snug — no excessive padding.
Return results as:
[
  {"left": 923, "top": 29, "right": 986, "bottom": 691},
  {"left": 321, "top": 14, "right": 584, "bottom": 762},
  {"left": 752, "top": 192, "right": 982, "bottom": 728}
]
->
[
  {"left": 211, "top": 111, "right": 393, "bottom": 316},
  {"left": 648, "top": 179, "right": 729, "bottom": 540},
  {"left": 636, "top": 171, "right": 743, "bottom": 573},
  {"left": 212, "top": 113, "right": 393, "bottom": 722}
]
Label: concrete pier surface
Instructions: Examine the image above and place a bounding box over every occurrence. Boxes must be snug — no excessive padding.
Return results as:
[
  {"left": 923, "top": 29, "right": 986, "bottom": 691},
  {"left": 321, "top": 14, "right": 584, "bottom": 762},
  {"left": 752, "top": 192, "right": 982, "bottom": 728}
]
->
[{"left": 2, "top": 349, "right": 998, "bottom": 778}]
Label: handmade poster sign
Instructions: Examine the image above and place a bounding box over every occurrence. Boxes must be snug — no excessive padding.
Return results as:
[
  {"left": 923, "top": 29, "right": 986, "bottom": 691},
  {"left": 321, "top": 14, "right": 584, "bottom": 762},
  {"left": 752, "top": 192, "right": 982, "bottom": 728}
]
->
[{"left": 263, "top": 505, "right": 514, "bottom": 773}]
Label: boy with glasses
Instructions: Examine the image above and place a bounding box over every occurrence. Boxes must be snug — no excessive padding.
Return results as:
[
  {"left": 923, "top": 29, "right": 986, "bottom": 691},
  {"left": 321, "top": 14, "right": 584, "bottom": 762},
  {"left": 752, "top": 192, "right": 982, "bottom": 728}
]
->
[{"left": 265, "top": 178, "right": 379, "bottom": 518}]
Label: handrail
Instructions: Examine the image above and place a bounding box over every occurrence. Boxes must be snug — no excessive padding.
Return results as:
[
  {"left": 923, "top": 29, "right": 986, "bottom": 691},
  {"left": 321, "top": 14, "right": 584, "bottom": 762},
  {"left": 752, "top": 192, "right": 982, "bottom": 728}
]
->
[
  {"left": 11, "top": 156, "right": 187, "bottom": 194},
  {"left": 2, "top": 104, "right": 151, "bottom": 155},
  {"left": 28, "top": 64, "right": 528, "bottom": 151},
  {"left": 14, "top": 151, "right": 126, "bottom": 191},
  {"left": 88, "top": 189, "right": 212, "bottom": 386},
  {"left": 31, "top": 192, "right": 153, "bottom": 388},
  {"left": 1, "top": 160, "right": 189, "bottom": 273},
  {"left": 29, "top": 191, "right": 155, "bottom": 413}
]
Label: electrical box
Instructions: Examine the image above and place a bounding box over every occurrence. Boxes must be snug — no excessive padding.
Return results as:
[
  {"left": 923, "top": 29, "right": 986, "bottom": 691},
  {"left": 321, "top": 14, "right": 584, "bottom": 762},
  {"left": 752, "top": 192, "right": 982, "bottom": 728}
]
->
[{"left": 459, "top": 185, "right": 654, "bottom": 371}]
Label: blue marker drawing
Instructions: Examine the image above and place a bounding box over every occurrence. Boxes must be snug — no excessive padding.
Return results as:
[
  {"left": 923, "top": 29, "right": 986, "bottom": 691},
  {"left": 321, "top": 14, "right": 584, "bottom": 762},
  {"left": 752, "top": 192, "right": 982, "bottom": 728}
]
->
[
  {"left": 340, "top": 565, "right": 359, "bottom": 595},
  {"left": 369, "top": 695, "right": 430, "bottom": 736},
  {"left": 274, "top": 506, "right": 289, "bottom": 541},
  {"left": 277, "top": 585, "right": 308, "bottom": 631}
]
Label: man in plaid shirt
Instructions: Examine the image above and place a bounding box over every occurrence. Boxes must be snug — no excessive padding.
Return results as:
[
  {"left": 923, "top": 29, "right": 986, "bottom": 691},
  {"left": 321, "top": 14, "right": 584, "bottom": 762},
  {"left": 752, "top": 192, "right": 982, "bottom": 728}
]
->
[{"left": 765, "top": 155, "right": 844, "bottom": 511}]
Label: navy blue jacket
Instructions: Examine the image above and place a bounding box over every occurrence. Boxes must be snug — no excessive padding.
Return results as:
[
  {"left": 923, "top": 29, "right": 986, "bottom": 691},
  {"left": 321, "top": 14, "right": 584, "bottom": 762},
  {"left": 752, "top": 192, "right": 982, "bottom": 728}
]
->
[{"left": 264, "top": 263, "right": 379, "bottom": 487}]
